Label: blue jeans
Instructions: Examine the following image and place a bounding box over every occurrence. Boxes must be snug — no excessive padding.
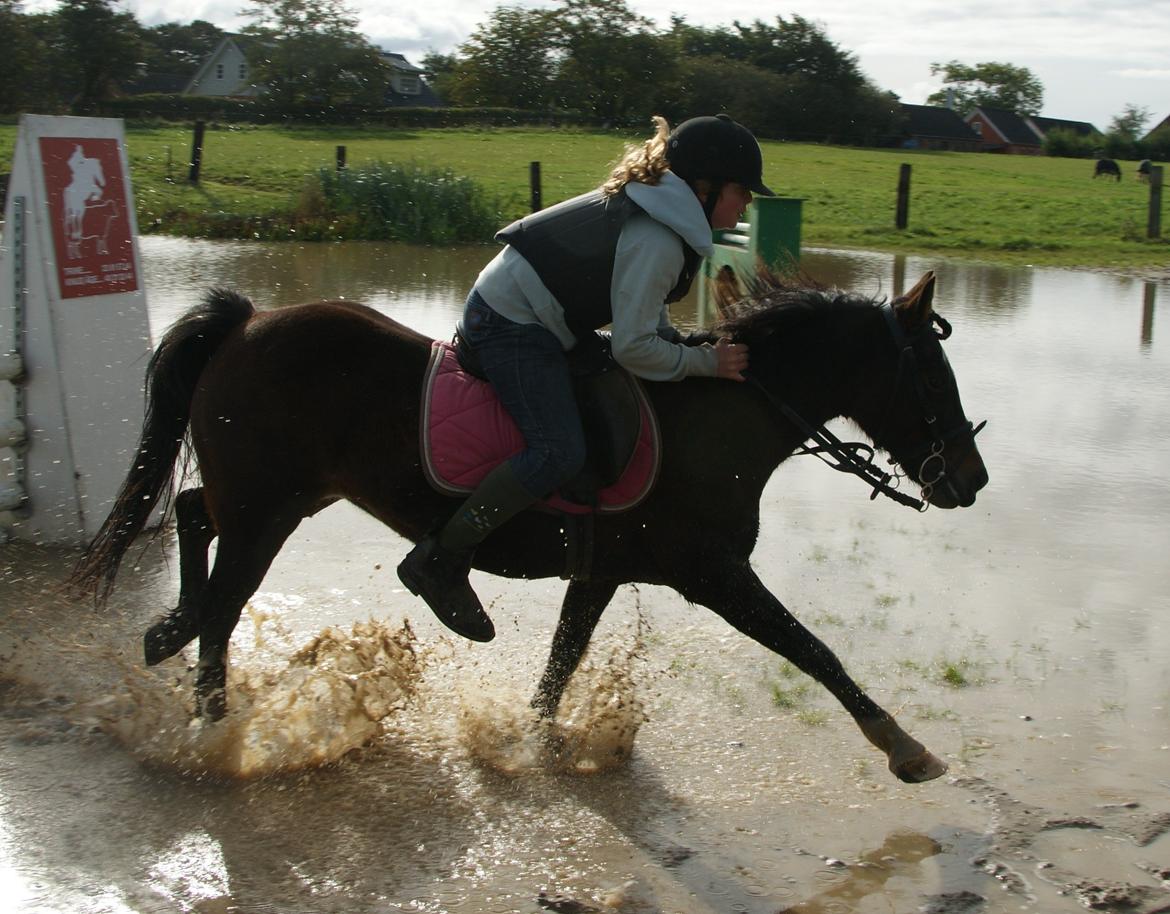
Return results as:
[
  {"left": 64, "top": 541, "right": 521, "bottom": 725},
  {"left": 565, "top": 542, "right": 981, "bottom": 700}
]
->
[{"left": 459, "top": 289, "right": 586, "bottom": 497}]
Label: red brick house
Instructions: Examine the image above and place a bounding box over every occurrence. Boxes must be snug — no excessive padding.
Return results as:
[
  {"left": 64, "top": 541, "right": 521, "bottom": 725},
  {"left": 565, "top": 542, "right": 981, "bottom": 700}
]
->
[
  {"left": 965, "top": 107, "right": 1043, "bottom": 154},
  {"left": 965, "top": 107, "right": 1101, "bottom": 154}
]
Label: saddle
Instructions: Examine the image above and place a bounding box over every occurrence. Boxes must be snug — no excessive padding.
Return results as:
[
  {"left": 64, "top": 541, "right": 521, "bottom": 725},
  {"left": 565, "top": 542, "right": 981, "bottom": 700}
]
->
[{"left": 420, "top": 337, "right": 660, "bottom": 515}]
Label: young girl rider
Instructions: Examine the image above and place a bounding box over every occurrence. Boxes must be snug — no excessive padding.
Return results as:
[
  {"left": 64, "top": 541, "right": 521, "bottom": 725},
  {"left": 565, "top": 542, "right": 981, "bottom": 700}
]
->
[{"left": 398, "top": 113, "right": 774, "bottom": 641}]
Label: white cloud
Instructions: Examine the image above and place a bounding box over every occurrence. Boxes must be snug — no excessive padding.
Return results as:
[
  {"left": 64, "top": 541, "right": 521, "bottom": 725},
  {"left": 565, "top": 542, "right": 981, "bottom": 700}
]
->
[{"left": 1114, "top": 68, "right": 1170, "bottom": 80}]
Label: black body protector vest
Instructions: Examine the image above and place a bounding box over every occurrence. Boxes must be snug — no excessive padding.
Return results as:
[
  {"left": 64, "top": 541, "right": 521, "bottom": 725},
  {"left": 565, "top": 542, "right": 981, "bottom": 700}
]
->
[{"left": 495, "top": 188, "right": 702, "bottom": 347}]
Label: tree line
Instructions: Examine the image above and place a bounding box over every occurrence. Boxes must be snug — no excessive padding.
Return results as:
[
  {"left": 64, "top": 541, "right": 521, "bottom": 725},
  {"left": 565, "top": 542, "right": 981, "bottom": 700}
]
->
[
  {"left": 0, "top": 0, "right": 226, "bottom": 113},
  {"left": 1, "top": 0, "right": 905, "bottom": 142},
  {"left": 3, "top": 0, "right": 1166, "bottom": 158},
  {"left": 421, "top": 1, "right": 903, "bottom": 143}
]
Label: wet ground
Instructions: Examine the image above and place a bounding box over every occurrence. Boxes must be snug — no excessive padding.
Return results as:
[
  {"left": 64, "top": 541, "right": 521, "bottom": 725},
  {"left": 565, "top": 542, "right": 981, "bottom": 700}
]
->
[{"left": 0, "top": 241, "right": 1168, "bottom": 913}]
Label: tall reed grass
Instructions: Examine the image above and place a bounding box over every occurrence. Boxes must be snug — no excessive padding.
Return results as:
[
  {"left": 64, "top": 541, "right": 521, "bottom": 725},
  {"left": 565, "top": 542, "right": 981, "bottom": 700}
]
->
[{"left": 295, "top": 161, "right": 505, "bottom": 244}]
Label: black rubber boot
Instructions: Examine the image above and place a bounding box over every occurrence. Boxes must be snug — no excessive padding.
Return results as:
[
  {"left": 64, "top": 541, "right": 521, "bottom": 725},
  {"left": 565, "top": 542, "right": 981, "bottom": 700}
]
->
[
  {"left": 397, "top": 537, "right": 495, "bottom": 642},
  {"left": 398, "top": 462, "right": 537, "bottom": 643}
]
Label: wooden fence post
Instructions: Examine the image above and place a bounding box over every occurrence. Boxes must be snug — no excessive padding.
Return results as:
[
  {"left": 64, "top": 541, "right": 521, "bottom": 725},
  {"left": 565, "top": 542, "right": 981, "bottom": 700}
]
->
[
  {"left": 336, "top": 145, "right": 347, "bottom": 170},
  {"left": 530, "top": 161, "right": 542, "bottom": 213},
  {"left": 188, "top": 121, "right": 205, "bottom": 184},
  {"left": 1148, "top": 165, "right": 1163, "bottom": 239},
  {"left": 895, "top": 163, "right": 911, "bottom": 230}
]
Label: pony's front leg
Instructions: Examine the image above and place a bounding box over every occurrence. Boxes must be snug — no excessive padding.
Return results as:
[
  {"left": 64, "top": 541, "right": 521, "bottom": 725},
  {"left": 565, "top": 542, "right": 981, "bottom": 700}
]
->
[
  {"left": 532, "top": 578, "right": 619, "bottom": 719},
  {"left": 675, "top": 563, "right": 946, "bottom": 783},
  {"left": 145, "top": 487, "right": 216, "bottom": 666}
]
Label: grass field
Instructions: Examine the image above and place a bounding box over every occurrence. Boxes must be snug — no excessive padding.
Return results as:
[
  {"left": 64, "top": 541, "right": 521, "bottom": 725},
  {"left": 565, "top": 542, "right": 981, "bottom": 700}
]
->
[{"left": 1, "top": 121, "right": 1166, "bottom": 268}]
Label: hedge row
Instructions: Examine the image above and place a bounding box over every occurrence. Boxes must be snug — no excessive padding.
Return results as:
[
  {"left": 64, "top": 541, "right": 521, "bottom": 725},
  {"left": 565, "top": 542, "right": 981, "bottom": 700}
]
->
[{"left": 96, "top": 95, "right": 609, "bottom": 128}]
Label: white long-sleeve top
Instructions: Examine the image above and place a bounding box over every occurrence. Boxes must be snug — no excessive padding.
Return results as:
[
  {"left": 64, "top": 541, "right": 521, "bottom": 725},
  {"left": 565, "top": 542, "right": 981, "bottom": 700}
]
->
[{"left": 472, "top": 170, "right": 718, "bottom": 382}]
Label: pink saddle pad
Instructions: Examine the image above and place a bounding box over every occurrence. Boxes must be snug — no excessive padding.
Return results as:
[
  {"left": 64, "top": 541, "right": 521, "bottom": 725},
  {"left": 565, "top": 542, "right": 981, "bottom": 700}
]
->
[{"left": 420, "top": 341, "right": 659, "bottom": 515}]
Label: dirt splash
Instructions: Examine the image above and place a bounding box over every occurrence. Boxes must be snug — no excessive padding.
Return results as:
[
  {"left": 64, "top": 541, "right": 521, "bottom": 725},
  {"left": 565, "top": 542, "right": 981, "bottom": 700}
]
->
[
  {"left": 457, "top": 629, "right": 648, "bottom": 777},
  {"left": 84, "top": 606, "right": 429, "bottom": 779}
]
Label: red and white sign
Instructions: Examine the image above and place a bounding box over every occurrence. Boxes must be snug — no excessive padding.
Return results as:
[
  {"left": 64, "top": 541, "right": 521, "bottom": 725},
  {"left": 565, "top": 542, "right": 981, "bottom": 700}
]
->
[{"left": 38, "top": 137, "right": 140, "bottom": 300}]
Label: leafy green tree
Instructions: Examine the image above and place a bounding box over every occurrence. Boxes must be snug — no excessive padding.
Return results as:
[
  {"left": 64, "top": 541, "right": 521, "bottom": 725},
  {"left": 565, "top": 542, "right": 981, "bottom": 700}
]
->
[
  {"left": 419, "top": 50, "right": 459, "bottom": 102},
  {"left": 11, "top": 8, "right": 74, "bottom": 111},
  {"left": 441, "top": 5, "right": 556, "bottom": 108},
  {"left": 242, "top": 0, "right": 389, "bottom": 106},
  {"left": 1102, "top": 104, "right": 1152, "bottom": 159},
  {"left": 140, "top": 20, "right": 225, "bottom": 79},
  {"left": 0, "top": 0, "right": 44, "bottom": 112},
  {"left": 661, "top": 15, "right": 897, "bottom": 142},
  {"left": 1042, "top": 127, "right": 1098, "bottom": 159},
  {"left": 1108, "top": 103, "right": 1150, "bottom": 142},
  {"left": 665, "top": 14, "right": 746, "bottom": 60},
  {"left": 56, "top": 0, "right": 143, "bottom": 111},
  {"left": 733, "top": 16, "right": 866, "bottom": 88},
  {"left": 655, "top": 55, "right": 791, "bottom": 133},
  {"left": 926, "top": 60, "right": 1043, "bottom": 116},
  {"left": 552, "top": 0, "right": 674, "bottom": 121}
]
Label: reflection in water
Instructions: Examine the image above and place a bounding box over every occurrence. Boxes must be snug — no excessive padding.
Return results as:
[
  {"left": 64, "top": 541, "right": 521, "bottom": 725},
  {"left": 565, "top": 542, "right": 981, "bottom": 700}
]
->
[
  {"left": 780, "top": 831, "right": 941, "bottom": 914},
  {"left": 142, "top": 235, "right": 496, "bottom": 341},
  {"left": 1142, "top": 281, "right": 1156, "bottom": 345}
]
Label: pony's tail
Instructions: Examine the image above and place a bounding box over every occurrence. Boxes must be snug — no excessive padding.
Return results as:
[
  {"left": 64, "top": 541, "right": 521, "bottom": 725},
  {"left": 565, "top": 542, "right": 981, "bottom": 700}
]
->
[{"left": 69, "top": 288, "right": 256, "bottom": 603}]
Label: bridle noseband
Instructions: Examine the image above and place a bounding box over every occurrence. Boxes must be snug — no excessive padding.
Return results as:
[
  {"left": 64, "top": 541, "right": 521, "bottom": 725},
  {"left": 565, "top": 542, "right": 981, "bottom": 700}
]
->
[{"left": 744, "top": 302, "right": 985, "bottom": 512}]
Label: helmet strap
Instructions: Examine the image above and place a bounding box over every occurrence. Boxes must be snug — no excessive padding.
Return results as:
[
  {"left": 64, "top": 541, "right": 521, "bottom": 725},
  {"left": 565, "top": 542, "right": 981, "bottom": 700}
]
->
[{"left": 700, "top": 179, "right": 724, "bottom": 226}]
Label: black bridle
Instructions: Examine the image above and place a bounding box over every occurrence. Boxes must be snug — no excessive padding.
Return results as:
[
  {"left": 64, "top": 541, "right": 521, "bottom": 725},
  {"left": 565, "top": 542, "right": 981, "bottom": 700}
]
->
[{"left": 744, "top": 301, "right": 986, "bottom": 512}]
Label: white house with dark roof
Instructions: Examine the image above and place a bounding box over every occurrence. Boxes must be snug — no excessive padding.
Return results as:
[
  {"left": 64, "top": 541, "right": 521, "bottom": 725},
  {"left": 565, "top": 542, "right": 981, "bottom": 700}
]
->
[
  {"left": 182, "top": 38, "right": 442, "bottom": 105},
  {"left": 380, "top": 51, "right": 445, "bottom": 107},
  {"left": 184, "top": 35, "right": 260, "bottom": 97}
]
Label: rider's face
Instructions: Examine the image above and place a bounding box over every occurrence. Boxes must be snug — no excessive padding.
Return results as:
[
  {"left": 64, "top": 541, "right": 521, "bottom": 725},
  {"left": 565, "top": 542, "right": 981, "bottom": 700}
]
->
[{"left": 706, "top": 183, "right": 753, "bottom": 230}]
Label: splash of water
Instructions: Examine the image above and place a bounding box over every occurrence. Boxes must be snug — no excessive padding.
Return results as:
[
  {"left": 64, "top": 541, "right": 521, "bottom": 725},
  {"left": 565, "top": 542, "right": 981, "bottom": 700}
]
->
[
  {"left": 88, "top": 605, "right": 429, "bottom": 779},
  {"left": 457, "top": 630, "right": 648, "bottom": 777}
]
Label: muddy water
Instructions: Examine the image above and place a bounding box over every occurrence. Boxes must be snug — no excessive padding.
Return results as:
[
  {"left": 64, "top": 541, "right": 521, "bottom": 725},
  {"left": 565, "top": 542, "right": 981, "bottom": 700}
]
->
[{"left": 1, "top": 238, "right": 1169, "bottom": 914}]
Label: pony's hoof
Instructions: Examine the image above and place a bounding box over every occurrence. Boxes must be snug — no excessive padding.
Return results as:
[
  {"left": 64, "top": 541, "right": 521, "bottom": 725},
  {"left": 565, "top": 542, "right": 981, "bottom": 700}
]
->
[
  {"left": 195, "top": 687, "right": 227, "bottom": 722},
  {"left": 144, "top": 609, "right": 198, "bottom": 666},
  {"left": 891, "top": 749, "right": 948, "bottom": 783}
]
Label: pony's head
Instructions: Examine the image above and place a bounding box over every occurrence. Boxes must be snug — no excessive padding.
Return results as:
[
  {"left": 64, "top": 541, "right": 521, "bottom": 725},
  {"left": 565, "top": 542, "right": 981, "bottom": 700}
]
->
[
  {"left": 716, "top": 267, "right": 988, "bottom": 510},
  {"left": 866, "top": 272, "right": 988, "bottom": 509}
]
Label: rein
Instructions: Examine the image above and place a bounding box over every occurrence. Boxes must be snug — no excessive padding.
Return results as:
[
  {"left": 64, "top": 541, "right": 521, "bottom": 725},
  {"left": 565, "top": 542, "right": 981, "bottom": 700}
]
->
[
  {"left": 743, "top": 301, "right": 984, "bottom": 512},
  {"left": 745, "top": 373, "right": 928, "bottom": 511}
]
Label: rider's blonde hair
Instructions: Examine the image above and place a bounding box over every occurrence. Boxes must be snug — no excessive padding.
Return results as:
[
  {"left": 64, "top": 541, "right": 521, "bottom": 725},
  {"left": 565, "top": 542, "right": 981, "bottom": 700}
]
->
[{"left": 601, "top": 115, "right": 672, "bottom": 197}]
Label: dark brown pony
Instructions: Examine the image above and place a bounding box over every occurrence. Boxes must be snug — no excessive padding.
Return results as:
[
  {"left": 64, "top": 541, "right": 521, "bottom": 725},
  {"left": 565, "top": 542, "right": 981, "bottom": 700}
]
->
[{"left": 70, "top": 270, "right": 987, "bottom": 783}]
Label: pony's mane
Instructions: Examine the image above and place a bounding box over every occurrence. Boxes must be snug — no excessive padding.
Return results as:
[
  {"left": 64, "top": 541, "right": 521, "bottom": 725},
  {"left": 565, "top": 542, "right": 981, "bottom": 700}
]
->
[{"left": 714, "top": 267, "right": 885, "bottom": 341}]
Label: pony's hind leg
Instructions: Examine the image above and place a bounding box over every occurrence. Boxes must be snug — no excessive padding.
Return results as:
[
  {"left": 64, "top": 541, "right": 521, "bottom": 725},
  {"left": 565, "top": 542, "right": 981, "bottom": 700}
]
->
[
  {"left": 532, "top": 578, "right": 619, "bottom": 719},
  {"left": 193, "top": 514, "right": 303, "bottom": 721},
  {"left": 145, "top": 487, "right": 216, "bottom": 666}
]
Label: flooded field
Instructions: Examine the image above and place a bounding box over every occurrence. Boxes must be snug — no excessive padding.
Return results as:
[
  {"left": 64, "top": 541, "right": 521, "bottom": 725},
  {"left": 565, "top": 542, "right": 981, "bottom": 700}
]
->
[{"left": 1, "top": 238, "right": 1168, "bottom": 913}]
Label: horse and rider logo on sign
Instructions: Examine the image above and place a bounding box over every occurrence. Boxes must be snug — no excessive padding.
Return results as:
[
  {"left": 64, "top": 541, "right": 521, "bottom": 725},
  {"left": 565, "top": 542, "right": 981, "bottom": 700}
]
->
[{"left": 37, "top": 137, "right": 139, "bottom": 300}]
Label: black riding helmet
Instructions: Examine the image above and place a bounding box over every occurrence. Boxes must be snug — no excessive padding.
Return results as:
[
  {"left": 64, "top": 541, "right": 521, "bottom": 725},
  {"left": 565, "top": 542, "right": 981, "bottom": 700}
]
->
[{"left": 666, "top": 114, "right": 775, "bottom": 196}]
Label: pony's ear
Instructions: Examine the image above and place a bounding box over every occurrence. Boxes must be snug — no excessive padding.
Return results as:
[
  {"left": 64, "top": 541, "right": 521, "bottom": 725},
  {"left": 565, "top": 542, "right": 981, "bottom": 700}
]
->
[{"left": 894, "top": 271, "right": 936, "bottom": 327}]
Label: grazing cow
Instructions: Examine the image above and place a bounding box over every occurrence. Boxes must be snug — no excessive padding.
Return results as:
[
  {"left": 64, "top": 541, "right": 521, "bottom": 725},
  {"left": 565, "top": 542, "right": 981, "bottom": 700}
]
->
[
  {"left": 1094, "top": 159, "right": 1121, "bottom": 181},
  {"left": 1137, "top": 159, "right": 1152, "bottom": 183}
]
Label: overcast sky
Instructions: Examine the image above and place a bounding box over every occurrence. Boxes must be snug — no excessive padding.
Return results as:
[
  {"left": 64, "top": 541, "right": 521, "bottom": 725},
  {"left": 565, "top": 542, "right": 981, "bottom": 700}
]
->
[{"left": 32, "top": 0, "right": 1170, "bottom": 130}]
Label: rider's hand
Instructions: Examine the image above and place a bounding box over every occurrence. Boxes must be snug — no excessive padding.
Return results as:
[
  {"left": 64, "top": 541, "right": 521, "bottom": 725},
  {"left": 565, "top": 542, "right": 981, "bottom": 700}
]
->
[{"left": 714, "top": 337, "right": 749, "bottom": 382}]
